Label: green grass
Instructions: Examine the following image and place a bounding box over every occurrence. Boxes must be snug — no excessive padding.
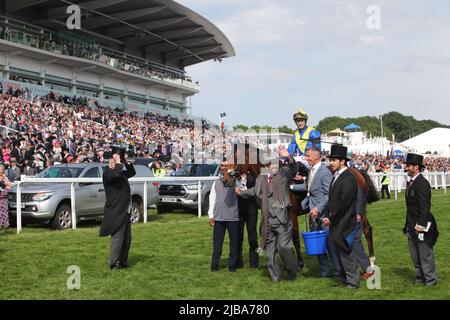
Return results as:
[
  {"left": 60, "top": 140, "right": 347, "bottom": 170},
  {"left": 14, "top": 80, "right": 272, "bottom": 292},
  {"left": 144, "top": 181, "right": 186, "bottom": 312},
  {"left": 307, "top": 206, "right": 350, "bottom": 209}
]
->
[{"left": 1, "top": 190, "right": 449, "bottom": 300}]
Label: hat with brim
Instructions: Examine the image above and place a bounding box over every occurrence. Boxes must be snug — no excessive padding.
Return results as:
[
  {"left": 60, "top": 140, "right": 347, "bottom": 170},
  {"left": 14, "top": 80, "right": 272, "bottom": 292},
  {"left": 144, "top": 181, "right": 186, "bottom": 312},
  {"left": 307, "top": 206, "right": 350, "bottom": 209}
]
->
[
  {"left": 111, "top": 146, "right": 126, "bottom": 159},
  {"left": 328, "top": 144, "right": 350, "bottom": 161},
  {"left": 405, "top": 153, "right": 425, "bottom": 168}
]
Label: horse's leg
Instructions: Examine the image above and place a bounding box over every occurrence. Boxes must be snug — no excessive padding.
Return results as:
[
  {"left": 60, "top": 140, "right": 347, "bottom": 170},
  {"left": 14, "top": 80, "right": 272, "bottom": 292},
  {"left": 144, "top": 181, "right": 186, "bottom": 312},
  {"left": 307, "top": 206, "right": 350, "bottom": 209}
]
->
[
  {"left": 362, "top": 215, "right": 375, "bottom": 258},
  {"left": 289, "top": 191, "right": 304, "bottom": 269}
]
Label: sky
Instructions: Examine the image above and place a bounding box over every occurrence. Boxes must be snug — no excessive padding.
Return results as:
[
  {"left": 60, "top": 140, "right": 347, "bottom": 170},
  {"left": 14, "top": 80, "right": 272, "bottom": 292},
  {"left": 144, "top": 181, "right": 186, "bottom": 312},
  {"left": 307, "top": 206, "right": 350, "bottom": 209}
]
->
[{"left": 177, "top": 0, "right": 450, "bottom": 129}]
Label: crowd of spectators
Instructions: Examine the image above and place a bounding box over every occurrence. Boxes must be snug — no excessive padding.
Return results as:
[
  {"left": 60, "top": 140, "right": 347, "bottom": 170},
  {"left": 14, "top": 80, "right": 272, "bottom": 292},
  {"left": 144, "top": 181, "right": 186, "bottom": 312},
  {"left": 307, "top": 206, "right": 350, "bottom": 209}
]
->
[
  {"left": 0, "top": 22, "right": 191, "bottom": 83},
  {"left": 0, "top": 88, "right": 226, "bottom": 182},
  {"left": 349, "top": 154, "right": 449, "bottom": 173}
]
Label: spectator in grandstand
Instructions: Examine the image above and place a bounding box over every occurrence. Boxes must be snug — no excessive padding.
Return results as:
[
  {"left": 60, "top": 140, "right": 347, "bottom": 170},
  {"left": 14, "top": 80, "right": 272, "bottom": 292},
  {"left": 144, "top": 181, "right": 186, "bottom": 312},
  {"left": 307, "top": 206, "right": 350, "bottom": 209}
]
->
[
  {"left": 6, "top": 158, "right": 21, "bottom": 182},
  {"left": 0, "top": 164, "right": 12, "bottom": 231},
  {"left": 151, "top": 160, "right": 166, "bottom": 177}
]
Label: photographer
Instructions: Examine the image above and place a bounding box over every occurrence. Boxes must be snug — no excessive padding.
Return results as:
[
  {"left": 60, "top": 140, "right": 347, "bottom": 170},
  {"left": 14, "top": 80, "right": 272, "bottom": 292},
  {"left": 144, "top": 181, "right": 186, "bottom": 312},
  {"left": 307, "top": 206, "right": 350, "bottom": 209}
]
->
[{"left": 99, "top": 147, "right": 136, "bottom": 270}]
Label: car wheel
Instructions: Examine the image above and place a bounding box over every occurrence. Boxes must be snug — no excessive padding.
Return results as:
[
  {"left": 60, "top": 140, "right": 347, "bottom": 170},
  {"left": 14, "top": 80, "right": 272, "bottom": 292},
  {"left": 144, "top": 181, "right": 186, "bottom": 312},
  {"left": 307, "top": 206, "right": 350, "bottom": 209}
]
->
[
  {"left": 51, "top": 204, "right": 72, "bottom": 230},
  {"left": 201, "top": 193, "right": 210, "bottom": 215},
  {"left": 130, "top": 201, "right": 142, "bottom": 224}
]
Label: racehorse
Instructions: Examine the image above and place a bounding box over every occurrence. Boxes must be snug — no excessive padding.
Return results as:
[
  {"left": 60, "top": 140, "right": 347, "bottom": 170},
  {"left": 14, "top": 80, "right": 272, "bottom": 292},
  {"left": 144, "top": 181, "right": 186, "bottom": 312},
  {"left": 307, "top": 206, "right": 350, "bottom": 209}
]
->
[{"left": 224, "top": 143, "right": 379, "bottom": 268}]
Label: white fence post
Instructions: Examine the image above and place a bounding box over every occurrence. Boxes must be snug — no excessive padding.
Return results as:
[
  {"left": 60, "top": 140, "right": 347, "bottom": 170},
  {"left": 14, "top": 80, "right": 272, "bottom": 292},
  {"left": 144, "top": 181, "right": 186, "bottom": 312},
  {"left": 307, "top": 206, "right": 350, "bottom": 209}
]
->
[
  {"left": 198, "top": 180, "right": 202, "bottom": 218},
  {"left": 434, "top": 174, "right": 438, "bottom": 190},
  {"left": 71, "top": 183, "right": 76, "bottom": 229},
  {"left": 143, "top": 182, "right": 148, "bottom": 223},
  {"left": 394, "top": 174, "right": 398, "bottom": 200},
  {"left": 443, "top": 174, "right": 447, "bottom": 194},
  {"left": 16, "top": 182, "right": 22, "bottom": 234}
]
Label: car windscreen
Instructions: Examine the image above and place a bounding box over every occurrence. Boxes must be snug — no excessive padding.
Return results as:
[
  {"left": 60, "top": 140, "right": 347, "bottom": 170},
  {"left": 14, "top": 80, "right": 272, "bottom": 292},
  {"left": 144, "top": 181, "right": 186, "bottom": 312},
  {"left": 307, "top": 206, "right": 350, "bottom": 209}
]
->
[
  {"left": 36, "top": 167, "right": 84, "bottom": 178},
  {"left": 174, "top": 164, "right": 217, "bottom": 177}
]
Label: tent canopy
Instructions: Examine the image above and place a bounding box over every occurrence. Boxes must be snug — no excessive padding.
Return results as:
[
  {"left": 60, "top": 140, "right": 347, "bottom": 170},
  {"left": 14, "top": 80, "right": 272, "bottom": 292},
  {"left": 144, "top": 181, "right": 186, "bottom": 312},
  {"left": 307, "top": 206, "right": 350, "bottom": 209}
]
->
[
  {"left": 328, "top": 128, "right": 346, "bottom": 136},
  {"left": 344, "top": 123, "right": 361, "bottom": 131}
]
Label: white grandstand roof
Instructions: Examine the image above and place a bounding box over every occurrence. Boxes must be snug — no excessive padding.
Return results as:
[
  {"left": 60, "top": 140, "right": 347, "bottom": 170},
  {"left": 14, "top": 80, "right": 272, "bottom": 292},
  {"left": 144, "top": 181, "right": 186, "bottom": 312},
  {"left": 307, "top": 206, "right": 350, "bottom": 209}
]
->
[{"left": 2, "top": 0, "right": 235, "bottom": 68}]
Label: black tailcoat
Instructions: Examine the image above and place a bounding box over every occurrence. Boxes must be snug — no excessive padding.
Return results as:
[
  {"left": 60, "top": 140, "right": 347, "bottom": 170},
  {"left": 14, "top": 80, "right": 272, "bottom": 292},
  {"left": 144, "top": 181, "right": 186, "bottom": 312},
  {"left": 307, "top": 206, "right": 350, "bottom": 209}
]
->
[
  {"left": 326, "top": 169, "right": 358, "bottom": 253},
  {"left": 404, "top": 174, "right": 439, "bottom": 247},
  {"left": 100, "top": 162, "right": 136, "bottom": 236}
]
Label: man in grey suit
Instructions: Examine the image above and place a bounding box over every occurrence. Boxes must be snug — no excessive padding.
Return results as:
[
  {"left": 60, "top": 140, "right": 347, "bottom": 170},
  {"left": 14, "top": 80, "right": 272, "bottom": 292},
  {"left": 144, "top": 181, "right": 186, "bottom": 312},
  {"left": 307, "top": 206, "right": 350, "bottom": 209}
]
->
[
  {"left": 236, "top": 146, "right": 299, "bottom": 282},
  {"left": 291, "top": 147, "right": 334, "bottom": 277}
]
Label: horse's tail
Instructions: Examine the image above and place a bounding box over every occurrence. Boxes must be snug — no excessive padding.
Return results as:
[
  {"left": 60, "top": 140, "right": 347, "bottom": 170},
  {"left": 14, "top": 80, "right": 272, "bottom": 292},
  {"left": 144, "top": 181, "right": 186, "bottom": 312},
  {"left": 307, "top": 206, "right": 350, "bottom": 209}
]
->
[{"left": 359, "top": 169, "right": 380, "bottom": 204}]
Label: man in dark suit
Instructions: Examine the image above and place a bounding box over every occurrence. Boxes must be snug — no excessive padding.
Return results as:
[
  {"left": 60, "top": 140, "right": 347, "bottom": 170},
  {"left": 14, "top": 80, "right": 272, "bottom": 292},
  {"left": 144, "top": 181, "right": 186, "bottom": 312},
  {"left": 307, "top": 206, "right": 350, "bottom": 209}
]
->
[
  {"left": 236, "top": 171, "right": 259, "bottom": 269},
  {"left": 404, "top": 153, "right": 438, "bottom": 286},
  {"left": 100, "top": 147, "right": 136, "bottom": 270},
  {"left": 323, "top": 145, "right": 359, "bottom": 288},
  {"left": 236, "top": 146, "right": 299, "bottom": 282}
]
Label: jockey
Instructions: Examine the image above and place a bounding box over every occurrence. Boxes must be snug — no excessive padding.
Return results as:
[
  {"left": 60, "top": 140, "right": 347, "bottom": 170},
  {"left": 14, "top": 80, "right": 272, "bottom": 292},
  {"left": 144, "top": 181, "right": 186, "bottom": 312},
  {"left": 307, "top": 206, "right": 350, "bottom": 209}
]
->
[{"left": 287, "top": 109, "right": 321, "bottom": 157}]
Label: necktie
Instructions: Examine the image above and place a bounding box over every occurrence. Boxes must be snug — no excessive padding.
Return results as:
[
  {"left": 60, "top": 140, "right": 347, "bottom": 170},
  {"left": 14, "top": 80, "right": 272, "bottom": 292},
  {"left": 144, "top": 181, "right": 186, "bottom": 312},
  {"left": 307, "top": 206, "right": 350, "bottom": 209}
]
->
[
  {"left": 268, "top": 176, "right": 273, "bottom": 185},
  {"left": 332, "top": 172, "right": 340, "bottom": 186},
  {"left": 308, "top": 167, "right": 316, "bottom": 191}
]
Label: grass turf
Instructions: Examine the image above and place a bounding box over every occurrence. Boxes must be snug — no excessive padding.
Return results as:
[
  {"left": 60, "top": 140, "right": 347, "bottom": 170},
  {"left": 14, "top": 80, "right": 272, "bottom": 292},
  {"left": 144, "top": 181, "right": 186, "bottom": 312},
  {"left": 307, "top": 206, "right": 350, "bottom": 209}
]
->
[{"left": 0, "top": 190, "right": 449, "bottom": 300}]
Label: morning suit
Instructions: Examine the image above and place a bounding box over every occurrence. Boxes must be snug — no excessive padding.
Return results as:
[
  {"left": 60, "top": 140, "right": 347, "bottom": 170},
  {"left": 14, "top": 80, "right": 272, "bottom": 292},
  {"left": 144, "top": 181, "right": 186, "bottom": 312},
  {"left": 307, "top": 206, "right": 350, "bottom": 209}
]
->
[
  {"left": 404, "top": 174, "right": 438, "bottom": 285},
  {"left": 239, "top": 159, "right": 299, "bottom": 281},
  {"left": 326, "top": 168, "right": 359, "bottom": 287}
]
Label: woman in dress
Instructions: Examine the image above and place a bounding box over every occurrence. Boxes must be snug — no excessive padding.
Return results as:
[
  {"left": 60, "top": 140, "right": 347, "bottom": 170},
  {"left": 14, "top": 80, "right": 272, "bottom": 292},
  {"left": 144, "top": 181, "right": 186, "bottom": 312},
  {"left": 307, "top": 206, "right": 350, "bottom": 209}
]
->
[{"left": 0, "top": 164, "right": 12, "bottom": 231}]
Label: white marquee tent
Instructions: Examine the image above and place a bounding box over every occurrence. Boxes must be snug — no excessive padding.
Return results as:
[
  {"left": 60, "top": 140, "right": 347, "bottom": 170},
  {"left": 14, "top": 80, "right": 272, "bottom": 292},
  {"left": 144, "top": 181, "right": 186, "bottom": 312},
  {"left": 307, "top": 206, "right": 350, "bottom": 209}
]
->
[{"left": 399, "top": 128, "right": 450, "bottom": 156}]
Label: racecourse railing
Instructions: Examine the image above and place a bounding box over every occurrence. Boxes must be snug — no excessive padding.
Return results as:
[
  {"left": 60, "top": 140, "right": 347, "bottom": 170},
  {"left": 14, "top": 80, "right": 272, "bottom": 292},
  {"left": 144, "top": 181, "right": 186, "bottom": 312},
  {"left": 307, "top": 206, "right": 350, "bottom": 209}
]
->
[
  {"left": 11, "top": 172, "right": 449, "bottom": 234},
  {"left": 14, "top": 176, "right": 220, "bottom": 234}
]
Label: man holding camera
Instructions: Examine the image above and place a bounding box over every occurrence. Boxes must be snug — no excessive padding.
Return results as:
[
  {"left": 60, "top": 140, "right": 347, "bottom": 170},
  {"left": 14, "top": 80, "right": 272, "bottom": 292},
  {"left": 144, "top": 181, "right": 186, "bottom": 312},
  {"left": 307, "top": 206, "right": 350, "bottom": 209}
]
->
[{"left": 100, "top": 147, "right": 136, "bottom": 270}]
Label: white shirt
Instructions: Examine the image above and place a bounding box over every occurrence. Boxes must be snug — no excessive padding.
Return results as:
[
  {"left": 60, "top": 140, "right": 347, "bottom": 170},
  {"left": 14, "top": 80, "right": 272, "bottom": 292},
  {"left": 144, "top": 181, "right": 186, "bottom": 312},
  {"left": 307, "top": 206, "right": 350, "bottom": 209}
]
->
[
  {"left": 308, "top": 162, "right": 321, "bottom": 191},
  {"left": 332, "top": 166, "right": 347, "bottom": 186},
  {"left": 208, "top": 181, "right": 217, "bottom": 219}
]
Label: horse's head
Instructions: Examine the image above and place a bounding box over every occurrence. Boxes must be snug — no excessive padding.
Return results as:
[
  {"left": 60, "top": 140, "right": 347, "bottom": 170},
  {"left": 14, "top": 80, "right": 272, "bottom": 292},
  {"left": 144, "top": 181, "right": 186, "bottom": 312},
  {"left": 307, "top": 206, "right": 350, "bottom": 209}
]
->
[{"left": 225, "top": 142, "right": 264, "bottom": 178}]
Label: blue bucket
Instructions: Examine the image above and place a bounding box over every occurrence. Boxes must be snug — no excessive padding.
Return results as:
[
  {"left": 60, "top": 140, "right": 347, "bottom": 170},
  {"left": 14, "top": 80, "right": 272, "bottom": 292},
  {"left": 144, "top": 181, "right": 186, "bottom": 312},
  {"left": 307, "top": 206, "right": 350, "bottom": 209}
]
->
[{"left": 302, "top": 230, "right": 328, "bottom": 256}]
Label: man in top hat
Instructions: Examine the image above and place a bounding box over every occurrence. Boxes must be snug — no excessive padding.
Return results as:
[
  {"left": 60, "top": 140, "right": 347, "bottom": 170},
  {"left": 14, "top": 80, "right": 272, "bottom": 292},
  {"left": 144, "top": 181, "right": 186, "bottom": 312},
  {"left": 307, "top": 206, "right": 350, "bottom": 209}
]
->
[
  {"left": 236, "top": 146, "right": 299, "bottom": 282},
  {"left": 323, "top": 144, "right": 360, "bottom": 288},
  {"left": 100, "top": 146, "right": 136, "bottom": 270},
  {"left": 403, "top": 153, "right": 438, "bottom": 286}
]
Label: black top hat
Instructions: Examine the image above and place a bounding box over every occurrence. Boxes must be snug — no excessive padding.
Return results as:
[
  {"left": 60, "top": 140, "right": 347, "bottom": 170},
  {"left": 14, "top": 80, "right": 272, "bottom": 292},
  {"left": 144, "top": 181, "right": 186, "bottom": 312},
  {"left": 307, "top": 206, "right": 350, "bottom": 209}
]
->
[
  {"left": 111, "top": 146, "right": 126, "bottom": 159},
  {"left": 328, "top": 144, "right": 349, "bottom": 160},
  {"left": 405, "top": 153, "right": 425, "bottom": 168}
]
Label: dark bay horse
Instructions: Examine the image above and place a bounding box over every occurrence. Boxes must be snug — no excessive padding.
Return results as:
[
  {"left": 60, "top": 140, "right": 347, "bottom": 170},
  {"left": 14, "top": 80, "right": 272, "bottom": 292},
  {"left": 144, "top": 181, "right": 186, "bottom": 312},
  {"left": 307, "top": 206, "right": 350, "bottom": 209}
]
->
[{"left": 225, "top": 143, "right": 379, "bottom": 268}]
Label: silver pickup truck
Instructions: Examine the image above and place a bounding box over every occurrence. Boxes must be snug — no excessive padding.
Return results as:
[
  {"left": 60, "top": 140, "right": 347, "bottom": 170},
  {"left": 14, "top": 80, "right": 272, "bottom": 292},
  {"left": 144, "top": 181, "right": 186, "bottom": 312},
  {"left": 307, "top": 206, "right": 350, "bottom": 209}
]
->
[
  {"left": 8, "top": 163, "right": 159, "bottom": 229},
  {"left": 156, "top": 163, "right": 220, "bottom": 215}
]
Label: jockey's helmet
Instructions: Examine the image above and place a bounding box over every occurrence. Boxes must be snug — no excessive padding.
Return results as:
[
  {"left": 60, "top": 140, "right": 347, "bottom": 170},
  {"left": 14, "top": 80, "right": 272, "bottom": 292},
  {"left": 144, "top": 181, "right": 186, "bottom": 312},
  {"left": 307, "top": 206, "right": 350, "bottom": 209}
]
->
[{"left": 293, "top": 109, "right": 308, "bottom": 121}]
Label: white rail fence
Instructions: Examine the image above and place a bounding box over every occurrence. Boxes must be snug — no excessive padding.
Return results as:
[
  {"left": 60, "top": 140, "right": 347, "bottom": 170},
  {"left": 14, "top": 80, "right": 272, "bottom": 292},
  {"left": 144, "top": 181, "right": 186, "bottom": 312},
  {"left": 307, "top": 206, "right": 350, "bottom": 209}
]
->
[
  {"left": 11, "top": 172, "right": 450, "bottom": 234},
  {"left": 14, "top": 176, "right": 219, "bottom": 234}
]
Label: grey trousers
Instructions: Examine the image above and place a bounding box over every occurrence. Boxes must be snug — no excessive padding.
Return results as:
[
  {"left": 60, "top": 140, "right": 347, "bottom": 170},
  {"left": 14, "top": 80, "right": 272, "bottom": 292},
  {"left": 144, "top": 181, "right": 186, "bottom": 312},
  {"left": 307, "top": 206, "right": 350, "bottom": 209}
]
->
[
  {"left": 353, "top": 221, "right": 371, "bottom": 273},
  {"left": 408, "top": 232, "right": 437, "bottom": 285},
  {"left": 110, "top": 217, "right": 132, "bottom": 268},
  {"left": 333, "top": 238, "right": 360, "bottom": 287},
  {"left": 265, "top": 217, "right": 299, "bottom": 282}
]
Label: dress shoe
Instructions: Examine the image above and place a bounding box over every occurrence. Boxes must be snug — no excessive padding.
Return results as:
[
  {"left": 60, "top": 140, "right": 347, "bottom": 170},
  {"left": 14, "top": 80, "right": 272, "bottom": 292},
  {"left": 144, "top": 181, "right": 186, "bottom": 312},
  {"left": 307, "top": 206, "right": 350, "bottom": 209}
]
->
[
  {"left": 346, "top": 284, "right": 359, "bottom": 289},
  {"left": 287, "top": 273, "right": 297, "bottom": 282},
  {"left": 426, "top": 281, "right": 437, "bottom": 287},
  {"left": 228, "top": 268, "right": 237, "bottom": 273}
]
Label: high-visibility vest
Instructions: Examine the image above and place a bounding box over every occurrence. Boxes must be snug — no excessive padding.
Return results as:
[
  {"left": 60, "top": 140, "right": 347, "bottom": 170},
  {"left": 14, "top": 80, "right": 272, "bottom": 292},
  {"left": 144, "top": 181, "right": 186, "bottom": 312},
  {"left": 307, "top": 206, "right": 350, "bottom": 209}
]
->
[
  {"left": 294, "top": 126, "right": 315, "bottom": 154},
  {"left": 381, "top": 172, "right": 390, "bottom": 185}
]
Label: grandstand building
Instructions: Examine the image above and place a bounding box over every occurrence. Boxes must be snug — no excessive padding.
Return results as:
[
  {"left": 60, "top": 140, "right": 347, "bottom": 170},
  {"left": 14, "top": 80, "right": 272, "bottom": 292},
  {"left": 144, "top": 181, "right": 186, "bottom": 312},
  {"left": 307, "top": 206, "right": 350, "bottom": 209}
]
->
[{"left": 0, "top": 0, "right": 234, "bottom": 117}]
